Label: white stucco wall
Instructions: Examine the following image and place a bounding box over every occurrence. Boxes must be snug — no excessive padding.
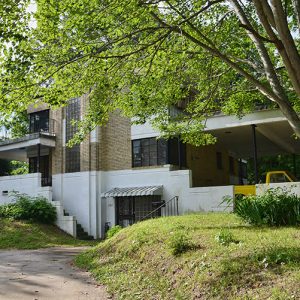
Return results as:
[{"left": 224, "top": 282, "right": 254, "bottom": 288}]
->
[
  {"left": 256, "top": 182, "right": 300, "bottom": 196},
  {"left": 0, "top": 173, "right": 52, "bottom": 204},
  {"left": 53, "top": 172, "right": 91, "bottom": 235},
  {"left": 52, "top": 166, "right": 234, "bottom": 238},
  {"left": 101, "top": 166, "right": 234, "bottom": 227},
  {"left": 131, "top": 121, "right": 159, "bottom": 139}
]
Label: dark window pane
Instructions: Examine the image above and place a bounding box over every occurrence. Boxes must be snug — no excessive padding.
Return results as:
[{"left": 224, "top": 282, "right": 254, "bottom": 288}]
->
[
  {"left": 168, "top": 138, "right": 179, "bottom": 165},
  {"left": 149, "top": 138, "right": 156, "bottom": 145},
  {"left": 29, "top": 110, "right": 49, "bottom": 133},
  {"left": 132, "top": 140, "right": 140, "bottom": 148},
  {"left": 65, "top": 98, "right": 81, "bottom": 173},
  {"left": 158, "top": 139, "right": 167, "bottom": 165},
  {"left": 141, "top": 139, "right": 149, "bottom": 147}
]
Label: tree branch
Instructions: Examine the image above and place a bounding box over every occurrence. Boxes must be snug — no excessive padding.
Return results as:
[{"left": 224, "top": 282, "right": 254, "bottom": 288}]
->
[
  {"left": 150, "top": 11, "right": 282, "bottom": 104},
  {"left": 269, "top": 0, "right": 300, "bottom": 95},
  {"left": 253, "top": 0, "right": 300, "bottom": 98}
]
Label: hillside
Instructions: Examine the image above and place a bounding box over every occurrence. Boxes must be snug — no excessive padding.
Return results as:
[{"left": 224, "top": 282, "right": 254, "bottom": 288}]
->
[
  {"left": 75, "top": 213, "right": 300, "bottom": 300},
  {"left": 0, "top": 218, "right": 96, "bottom": 249}
]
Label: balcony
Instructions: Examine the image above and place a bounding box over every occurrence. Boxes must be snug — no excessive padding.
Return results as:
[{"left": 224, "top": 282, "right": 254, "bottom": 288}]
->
[{"left": 0, "top": 118, "right": 56, "bottom": 160}]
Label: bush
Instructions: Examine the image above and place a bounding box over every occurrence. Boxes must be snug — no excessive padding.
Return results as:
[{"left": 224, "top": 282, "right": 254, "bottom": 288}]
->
[
  {"left": 168, "top": 231, "right": 194, "bottom": 256},
  {"left": 234, "top": 188, "right": 300, "bottom": 226},
  {"left": 0, "top": 193, "right": 57, "bottom": 224},
  {"left": 106, "top": 225, "right": 122, "bottom": 239}
]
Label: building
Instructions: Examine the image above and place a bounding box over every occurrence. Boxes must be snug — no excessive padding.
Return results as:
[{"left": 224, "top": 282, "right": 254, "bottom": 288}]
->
[{"left": 0, "top": 97, "right": 300, "bottom": 238}]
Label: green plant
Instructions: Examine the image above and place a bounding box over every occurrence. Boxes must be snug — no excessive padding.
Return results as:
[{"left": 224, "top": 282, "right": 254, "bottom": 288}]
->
[
  {"left": 74, "top": 213, "right": 300, "bottom": 300},
  {"left": 0, "top": 193, "right": 57, "bottom": 224},
  {"left": 106, "top": 225, "right": 122, "bottom": 239},
  {"left": 234, "top": 188, "right": 300, "bottom": 226},
  {"left": 9, "top": 160, "right": 29, "bottom": 175},
  {"left": 168, "top": 231, "right": 194, "bottom": 256},
  {"left": 215, "top": 229, "right": 238, "bottom": 246}
]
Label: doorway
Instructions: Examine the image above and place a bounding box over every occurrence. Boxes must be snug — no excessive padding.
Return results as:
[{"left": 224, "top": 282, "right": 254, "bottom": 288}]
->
[{"left": 116, "top": 195, "right": 162, "bottom": 227}]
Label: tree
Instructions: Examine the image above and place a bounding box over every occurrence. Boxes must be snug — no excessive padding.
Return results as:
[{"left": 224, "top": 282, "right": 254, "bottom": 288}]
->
[
  {"left": 0, "top": 111, "right": 29, "bottom": 138},
  {"left": 1, "top": 0, "right": 300, "bottom": 145}
]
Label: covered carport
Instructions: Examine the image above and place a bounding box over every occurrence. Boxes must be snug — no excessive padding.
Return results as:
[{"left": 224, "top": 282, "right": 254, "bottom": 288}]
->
[{"left": 205, "top": 109, "right": 300, "bottom": 183}]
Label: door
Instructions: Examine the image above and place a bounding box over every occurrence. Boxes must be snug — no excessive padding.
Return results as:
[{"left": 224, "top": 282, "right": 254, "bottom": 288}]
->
[
  {"left": 116, "top": 197, "right": 135, "bottom": 227},
  {"left": 29, "top": 155, "right": 51, "bottom": 186},
  {"left": 116, "top": 196, "right": 162, "bottom": 226}
]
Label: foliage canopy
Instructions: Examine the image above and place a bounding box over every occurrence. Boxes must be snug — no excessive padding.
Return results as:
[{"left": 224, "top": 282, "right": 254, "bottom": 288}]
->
[{"left": 1, "top": 1, "right": 300, "bottom": 145}]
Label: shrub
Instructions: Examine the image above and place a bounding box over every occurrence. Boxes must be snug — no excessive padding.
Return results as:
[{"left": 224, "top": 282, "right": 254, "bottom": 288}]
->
[
  {"left": 215, "top": 229, "right": 238, "bottom": 246},
  {"left": 106, "top": 225, "right": 122, "bottom": 239},
  {"left": 234, "top": 188, "right": 300, "bottom": 226},
  {"left": 168, "top": 231, "right": 194, "bottom": 256},
  {"left": 0, "top": 193, "right": 57, "bottom": 224}
]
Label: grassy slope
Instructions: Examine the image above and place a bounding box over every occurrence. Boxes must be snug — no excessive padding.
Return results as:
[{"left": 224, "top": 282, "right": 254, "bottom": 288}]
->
[
  {"left": 0, "top": 218, "right": 97, "bottom": 249},
  {"left": 75, "top": 213, "right": 300, "bottom": 300}
]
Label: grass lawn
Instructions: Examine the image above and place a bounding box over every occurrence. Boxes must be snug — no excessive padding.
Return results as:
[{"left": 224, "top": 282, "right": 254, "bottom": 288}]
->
[
  {"left": 75, "top": 213, "right": 300, "bottom": 300},
  {"left": 0, "top": 218, "right": 97, "bottom": 249}
]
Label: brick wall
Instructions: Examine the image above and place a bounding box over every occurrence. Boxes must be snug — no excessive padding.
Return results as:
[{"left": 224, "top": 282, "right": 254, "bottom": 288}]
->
[
  {"left": 98, "top": 111, "right": 132, "bottom": 171},
  {"left": 49, "top": 95, "right": 132, "bottom": 173},
  {"left": 50, "top": 108, "right": 64, "bottom": 175}
]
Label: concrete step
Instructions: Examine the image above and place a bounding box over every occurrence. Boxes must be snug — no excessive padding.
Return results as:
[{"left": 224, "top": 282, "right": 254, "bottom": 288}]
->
[{"left": 76, "top": 223, "right": 94, "bottom": 240}]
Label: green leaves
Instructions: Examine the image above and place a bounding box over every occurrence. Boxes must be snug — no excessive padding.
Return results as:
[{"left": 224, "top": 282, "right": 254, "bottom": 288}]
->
[{"left": 1, "top": 0, "right": 300, "bottom": 145}]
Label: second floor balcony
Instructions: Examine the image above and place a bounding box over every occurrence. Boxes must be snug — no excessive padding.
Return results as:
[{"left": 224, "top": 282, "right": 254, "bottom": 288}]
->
[{"left": 0, "top": 110, "right": 56, "bottom": 162}]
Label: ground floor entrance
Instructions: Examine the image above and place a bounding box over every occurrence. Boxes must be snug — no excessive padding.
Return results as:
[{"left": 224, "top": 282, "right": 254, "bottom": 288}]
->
[
  {"left": 29, "top": 155, "right": 52, "bottom": 186},
  {"left": 116, "top": 195, "right": 162, "bottom": 227}
]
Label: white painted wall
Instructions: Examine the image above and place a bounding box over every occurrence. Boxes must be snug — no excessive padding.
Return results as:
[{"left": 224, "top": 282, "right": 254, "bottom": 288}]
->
[
  {"left": 204, "top": 109, "right": 286, "bottom": 131},
  {"left": 0, "top": 173, "right": 52, "bottom": 204},
  {"left": 101, "top": 166, "right": 234, "bottom": 228},
  {"left": 53, "top": 172, "right": 91, "bottom": 235},
  {"left": 52, "top": 200, "right": 77, "bottom": 237},
  {"left": 131, "top": 110, "right": 286, "bottom": 139},
  {"left": 131, "top": 121, "right": 159, "bottom": 140},
  {"left": 52, "top": 166, "right": 234, "bottom": 238},
  {"left": 256, "top": 182, "right": 300, "bottom": 196},
  {"left": 0, "top": 173, "right": 76, "bottom": 237}
]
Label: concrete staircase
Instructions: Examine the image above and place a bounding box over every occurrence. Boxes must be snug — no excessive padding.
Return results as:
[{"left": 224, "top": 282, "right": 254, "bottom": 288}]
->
[
  {"left": 76, "top": 223, "right": 94, "bottom": 240},
  {"left": 52, "top": 201, "right": 77, "bottom": 237}
]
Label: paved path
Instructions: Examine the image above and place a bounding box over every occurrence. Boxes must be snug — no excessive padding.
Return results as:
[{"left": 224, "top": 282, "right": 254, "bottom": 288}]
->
[{"left": 0, "top": 247, "right": 109, "bottom": 300}]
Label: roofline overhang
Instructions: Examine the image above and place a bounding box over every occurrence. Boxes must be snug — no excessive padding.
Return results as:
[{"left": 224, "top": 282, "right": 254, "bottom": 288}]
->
[
  {"left": 0, "top": 133, "right": 56, "bottom": 153},
  {"left": 204, "top": 109, "right": 286, "bottom": 131}
]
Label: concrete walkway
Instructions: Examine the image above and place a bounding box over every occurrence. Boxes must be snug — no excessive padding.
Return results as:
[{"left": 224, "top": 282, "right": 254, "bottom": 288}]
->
[{"left": 0, "top": 247, "right": 109, "bottom": 300}]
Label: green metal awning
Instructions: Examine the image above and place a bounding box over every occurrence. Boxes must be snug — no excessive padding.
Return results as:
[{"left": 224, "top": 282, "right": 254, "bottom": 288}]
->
[{"left": 102, "top": 185, "right": 163, "bottom": 197}]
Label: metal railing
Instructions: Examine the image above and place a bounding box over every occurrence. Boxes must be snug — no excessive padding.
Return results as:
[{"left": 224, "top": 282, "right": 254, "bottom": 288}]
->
[
  {"left": 29, "top": 118, "right": 56, "bottom": 136},
  {"left": 41, "top": 176, "right": 52, "bottom": 187},
  {"left": 141, "top": 196, "right": 179, "bottom": 221}
]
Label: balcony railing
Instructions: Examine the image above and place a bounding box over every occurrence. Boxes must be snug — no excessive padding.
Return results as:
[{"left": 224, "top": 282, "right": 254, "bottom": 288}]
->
[
  {"left": 41, "top": 176, "right": 52, "bottom": 187},
  {"left": 29, "top": 118, "right": 56, "bottom": 136},
  {"left": 141, "top": 196, "right": 179, "bottom": 221}
]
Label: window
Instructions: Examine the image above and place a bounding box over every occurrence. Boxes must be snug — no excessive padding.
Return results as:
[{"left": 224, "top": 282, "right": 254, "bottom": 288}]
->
[
  {"left": 65, "top": 98, "right": 80, "bottom": 142},
  {"left": 132, "top": 138, "right": 167, "bottom": 167},
  {"left": 216, "top": 152, "right": 223, "bottom": 170},
  {"left": 65, "top": 98, "right": 81, "bottom": 173},
  {"left": 65, "top": 146, "right": 80, "bottom": 173},
  {"left": 29, "top": 110, "right": 50, "bottom": 133}
]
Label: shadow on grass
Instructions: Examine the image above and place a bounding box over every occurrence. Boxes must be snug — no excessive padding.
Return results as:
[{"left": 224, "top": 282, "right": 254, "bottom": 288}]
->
[{"left": 206, "top": 246, "right": 300, "bottom": 297}]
